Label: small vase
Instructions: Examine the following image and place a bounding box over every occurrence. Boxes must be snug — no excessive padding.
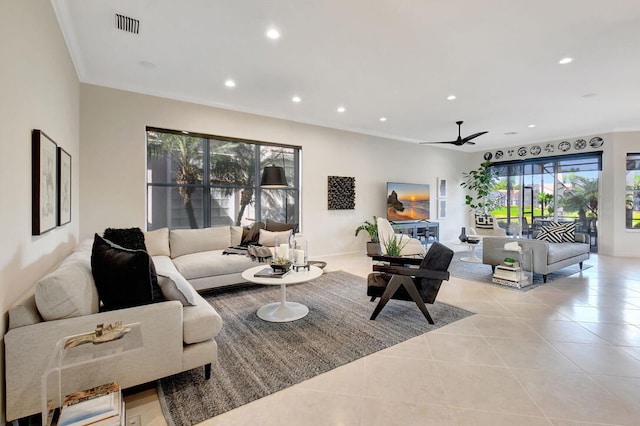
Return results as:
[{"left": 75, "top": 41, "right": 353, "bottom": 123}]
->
[{"left": 458, "top": 227, "right": 468, "bottom": 243}]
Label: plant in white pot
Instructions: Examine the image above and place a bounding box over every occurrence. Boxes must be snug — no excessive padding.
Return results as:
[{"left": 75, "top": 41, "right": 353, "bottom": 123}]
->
[{"left": 355, "top": 216, "right": 381, "bottom": 256}]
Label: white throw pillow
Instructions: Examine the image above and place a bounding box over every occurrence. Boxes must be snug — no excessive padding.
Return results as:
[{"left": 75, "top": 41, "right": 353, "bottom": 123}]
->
[
  {"left": 144, "top": 227, "right": 170, "bottom": 256},
  {"left": 230, "top": 226, "right": 243, "bottom": 247},
  {"left": 35, "top": 251, "right": 100, "bottom": 321},
  {"left": 152, "top": 256, "right": 196, "bottom": 306},
  {"left": 258, "top": 229, "right": 292, "bottom": 247}
]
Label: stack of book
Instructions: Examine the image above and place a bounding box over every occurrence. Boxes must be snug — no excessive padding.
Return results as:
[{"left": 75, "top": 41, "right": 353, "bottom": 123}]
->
[
  {"left": 253, "top": 267, "right": 291, "bottom": 279},
  {"left": 492, "top": 265, "right": 528, "bottom": 287},
  {"left": 57, "top": 382, "right": 124, "bottom": 426}
]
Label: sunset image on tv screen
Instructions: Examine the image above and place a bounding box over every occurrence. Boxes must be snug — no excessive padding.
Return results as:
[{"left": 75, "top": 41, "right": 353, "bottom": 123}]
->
[{"left": 387, "top": 182, "right": 430, "bottom": 221}]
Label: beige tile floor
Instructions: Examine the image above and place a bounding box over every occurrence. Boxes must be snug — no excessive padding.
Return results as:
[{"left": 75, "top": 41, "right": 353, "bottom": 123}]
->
[{"left": 125, "top": 250, "right": 640, "bottom": 426}]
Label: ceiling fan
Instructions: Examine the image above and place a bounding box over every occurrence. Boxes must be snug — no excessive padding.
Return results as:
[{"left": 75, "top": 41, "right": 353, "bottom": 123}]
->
[{"left": 419, "top": 121, "right": 488, "bottom": 146}]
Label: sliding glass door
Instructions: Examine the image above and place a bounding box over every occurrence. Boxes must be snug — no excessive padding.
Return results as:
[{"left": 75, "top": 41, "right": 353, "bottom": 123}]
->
[{"left": 491, "top": 153, "right": 601, "bottom": 251}]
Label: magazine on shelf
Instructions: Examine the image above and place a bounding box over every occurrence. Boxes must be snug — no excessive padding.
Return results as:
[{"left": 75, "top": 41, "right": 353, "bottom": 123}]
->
[
  {"left": 58, "top": 382, "right": 121, "bottom": 426},
  {"left": 253, "top": 267, "right": 291, "bottom": 279}
]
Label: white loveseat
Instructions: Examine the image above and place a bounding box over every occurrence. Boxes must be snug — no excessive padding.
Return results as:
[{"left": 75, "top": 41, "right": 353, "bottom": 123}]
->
[{"left": 4, "top": 225, "right": 286, "bottom": 422}]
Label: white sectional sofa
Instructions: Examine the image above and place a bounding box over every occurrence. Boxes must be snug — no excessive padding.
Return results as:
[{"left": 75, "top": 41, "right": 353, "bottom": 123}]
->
[{"left": 4, "top": 225, "right": 288, "bottom": 422}]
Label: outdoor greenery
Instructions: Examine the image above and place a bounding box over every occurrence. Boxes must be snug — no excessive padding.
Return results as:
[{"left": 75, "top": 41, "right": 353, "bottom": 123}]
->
[
  {"left": 538, "top": 192, "right": 554, "bottom": 217},
  {"left": 561, "top": 175, "right": 598, "bottom": 220},
  {"left": 147, "top": 132, "right": 203, "bottom": 228},
  {"left": 147, "top": 129, "right": 298, "bottom": 229}
]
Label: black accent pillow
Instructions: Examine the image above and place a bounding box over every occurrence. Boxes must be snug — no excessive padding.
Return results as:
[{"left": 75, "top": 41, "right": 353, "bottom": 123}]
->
[
  {"left": 103, "top": 227, "right": 147, "bottom": 251},
  {"left": 91, "top": 234, "right": 163, "bottom": 311}
]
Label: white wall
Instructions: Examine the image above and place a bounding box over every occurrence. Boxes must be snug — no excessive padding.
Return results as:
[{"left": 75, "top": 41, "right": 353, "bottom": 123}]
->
[
  {"left": 80, "top": 84, "right": 471, "bottom": 257},
  {"left": 609, "top": 131, "right": 640, "bottom": 257},
  {"left": 469, "top": 131, "right": 640, "bottom": 257},
  {"left": 0, "top": 1, "right": 80, "bottom": 423}
]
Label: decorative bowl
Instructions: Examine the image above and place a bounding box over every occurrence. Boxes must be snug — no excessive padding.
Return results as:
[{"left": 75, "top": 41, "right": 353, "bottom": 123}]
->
[
  {"left": 466, "top": 238, "right": 480, "bottom": 244},
  {"left": 270, "top": 262, "right": 291, "bottom": 273}
]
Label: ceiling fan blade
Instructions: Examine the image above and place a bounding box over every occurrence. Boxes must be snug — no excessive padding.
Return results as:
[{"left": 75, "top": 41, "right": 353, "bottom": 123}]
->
[
  {"left": 419, "top": 140, "right": 457, "bottom": 145},
  {"left": 420, "top": 121, "right": 487, "bottom": 146},
  {"left": 462, "top": 131, "right": 488, "bottom": 142}
]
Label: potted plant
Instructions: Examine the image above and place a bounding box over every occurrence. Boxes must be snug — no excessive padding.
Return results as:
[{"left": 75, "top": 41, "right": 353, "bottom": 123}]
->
[
  {"left": 461, "top": 160, "right": 499, "bottom": 214},
  {"left": 382, "top": 234, "right": 408, "bottom": 257},
  {"left": 355, "top": 216, "right": 381, "bottom": 255},
  {"left": 503, "top": 257, "right": 516, "bottom": 267}
]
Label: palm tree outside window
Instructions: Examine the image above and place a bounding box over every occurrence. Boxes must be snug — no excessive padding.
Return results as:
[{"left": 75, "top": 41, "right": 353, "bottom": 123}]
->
[{"left": 146, "top": 127, "right": 300, "bottom": 230}]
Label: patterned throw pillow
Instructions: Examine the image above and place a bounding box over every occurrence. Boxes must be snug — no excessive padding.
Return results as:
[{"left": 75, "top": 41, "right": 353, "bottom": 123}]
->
[
  {"left": 536, "top": 222, "right": 576, "bottom": 243},
  {"left": 474, "top": 215, "right": 495, "bottom": 230}
]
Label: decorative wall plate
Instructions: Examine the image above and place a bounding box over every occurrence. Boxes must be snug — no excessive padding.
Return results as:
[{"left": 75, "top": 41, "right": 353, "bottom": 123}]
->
[
  {"left": 558, "top": 141, "right": 571, "bottom": 152},
  {"left": 574, "top": 139, "right": 587, "bottom": 150},
  {"left": 495, "top": 150, "right": 504, "bottom": 159},
  {"left": 484, "top": 152, "right": 493, "bottom": 160},
  {"left": 545, "top": 143, "right": 555, "bottom": 153},
  {"left": 530, "top": 145, "right": 541, "bottom": 156},
  {"left": 507, "top": 149, "right": 514, "bottom": 157},
  {"left": 518, "top": 147, "right": 528, "bottom": 157},
  {"left": 589, "top": 137, "right": 604, "bottom": 148}
]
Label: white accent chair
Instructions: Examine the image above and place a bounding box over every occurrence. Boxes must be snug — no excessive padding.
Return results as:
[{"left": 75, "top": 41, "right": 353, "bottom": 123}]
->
[
  {"left": 376, "top": 217, "right": 427, "bottom": 257},
  {"left": 468, "top": 214, "right": 507, "bottom": 239}
]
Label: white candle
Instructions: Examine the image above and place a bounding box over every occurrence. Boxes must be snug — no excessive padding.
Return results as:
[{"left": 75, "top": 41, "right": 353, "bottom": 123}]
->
[
  {"left": 294, "top": 249, "right": 305, "bottom": 265},
  {"left": 279, "top": 243, "right": 289, "bottom": 260}
]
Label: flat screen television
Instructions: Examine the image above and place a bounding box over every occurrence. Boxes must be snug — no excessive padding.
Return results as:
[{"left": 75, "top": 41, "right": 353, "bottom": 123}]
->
[{"left": 386, "top": 182, "right": 431, "bottom": 221}]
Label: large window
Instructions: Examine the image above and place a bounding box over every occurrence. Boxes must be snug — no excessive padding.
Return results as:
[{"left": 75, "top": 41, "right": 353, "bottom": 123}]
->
[
  {"left": 490, "top": 152, "right": 601, "bottom": 250},
  {"left": 626, "top": 153, "right": 640, "bottom": 230},
  {"left": 146, "top": 128, "right": 300, "bottom": 230}
]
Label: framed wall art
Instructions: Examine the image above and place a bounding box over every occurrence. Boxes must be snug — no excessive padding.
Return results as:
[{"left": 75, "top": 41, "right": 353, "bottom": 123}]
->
[
  {"left": 327, "top": 176, "right": 355, "bottom": 210},
  {"left": 438, "top": 199, "right": 447, "bottom": 219},
  {"left": 437, "top": 177, "right": 447, "bottom": 198},
  {"left": 32, "top": 129, "right": 58, "bottom": 235},
  {"left": 57, "top": 147, "right": 71, "bottom": 226}
]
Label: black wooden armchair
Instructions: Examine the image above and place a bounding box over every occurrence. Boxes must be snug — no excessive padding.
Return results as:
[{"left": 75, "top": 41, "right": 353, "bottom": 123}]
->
[{"left": 367, "top": 242, "right": 454, "bottom": 324}]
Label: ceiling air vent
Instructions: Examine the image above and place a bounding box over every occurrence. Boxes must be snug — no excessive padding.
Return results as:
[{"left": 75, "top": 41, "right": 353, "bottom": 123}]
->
[{"left": 115, "top": 13, "right": 140, "bottom": 34}]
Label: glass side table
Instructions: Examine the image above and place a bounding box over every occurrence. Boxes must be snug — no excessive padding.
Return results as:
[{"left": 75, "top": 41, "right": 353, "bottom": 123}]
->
[
  {"left": 492, "top": 248, "right": 533, "bottom": 288},
  {"left": 42, "top": 323, "right": 143, "bottom": 425}
]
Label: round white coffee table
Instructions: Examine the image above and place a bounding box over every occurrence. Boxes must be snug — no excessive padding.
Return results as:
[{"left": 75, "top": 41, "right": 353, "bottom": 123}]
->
[{"left": 241, "top": 265, "right": 323, "bottom": 322}]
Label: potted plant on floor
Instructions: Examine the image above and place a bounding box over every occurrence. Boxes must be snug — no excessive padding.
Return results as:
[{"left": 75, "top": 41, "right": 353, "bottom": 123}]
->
[
  {"left": 355, "top": 216, "right": 381, "bottom": 256},
  {"left": 461, "top": 160, "right": 499, "bottom": 214}
]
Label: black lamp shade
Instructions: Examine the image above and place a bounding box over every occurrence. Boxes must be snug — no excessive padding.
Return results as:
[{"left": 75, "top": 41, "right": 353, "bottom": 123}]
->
[{"left": 260, "top": 165, "right": 288, "bottom": 188}]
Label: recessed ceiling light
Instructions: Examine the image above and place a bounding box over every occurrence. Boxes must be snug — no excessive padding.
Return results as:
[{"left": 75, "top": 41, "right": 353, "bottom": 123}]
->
[
  {"left": 504, "top": 131, "right": 518, "bottom": 135},
  {"left": 224, "top": 79, "right": 236, "bottom": 88},
  {"left": 266, "top": 28, "right": 280, "bottom": 39},
  {"left": 292, "top": 96, "right": 301, "bottom": 103},
  {"left": 379, "top": 117, "right": 387, "bottom": 122},
  {"left": 528, "top": 124, "right": 536, "bottom": 128},
  {"left": 558, "top": 57, "right": 573, "bottom": 65},
  {"left": 181, "top": 131, "right": 189, "bottom": 134},
  {"left": 446, "top": 95, "right": 456, "bottom": 101},
  {"left": 337, "top": 106, "right": 346, "bottom": 113}
]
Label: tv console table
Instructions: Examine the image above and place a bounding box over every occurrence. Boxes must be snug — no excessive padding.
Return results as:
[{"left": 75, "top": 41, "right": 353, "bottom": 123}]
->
[{"left": 390, "top": 221, "right": 439, "bottom": 244}]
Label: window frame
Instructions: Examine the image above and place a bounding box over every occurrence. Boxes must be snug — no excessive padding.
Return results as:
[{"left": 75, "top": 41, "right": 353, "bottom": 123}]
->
[{"left": 146, "top": 127, "right": 301, "bottom": 230}]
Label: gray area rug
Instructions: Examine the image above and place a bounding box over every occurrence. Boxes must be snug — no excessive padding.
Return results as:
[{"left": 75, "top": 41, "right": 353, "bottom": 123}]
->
[
  {"left": 448, "top": 250, "right": 592, "bottom": 291},
  {"left": 158, "top": 270, "right": 473, "bottom": 426}
]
